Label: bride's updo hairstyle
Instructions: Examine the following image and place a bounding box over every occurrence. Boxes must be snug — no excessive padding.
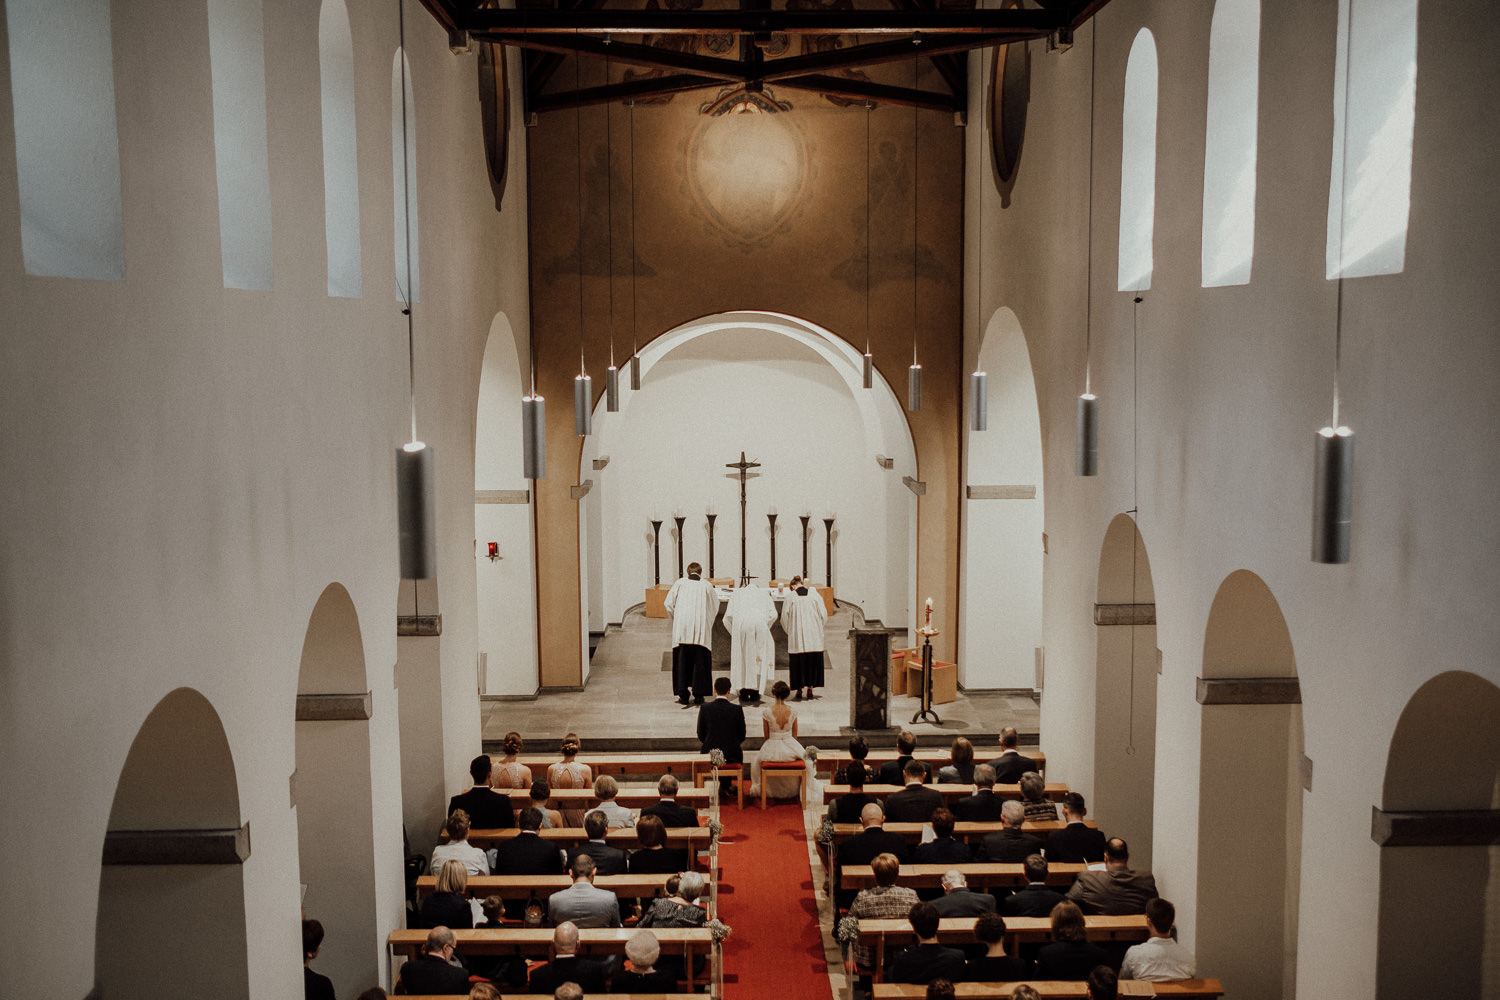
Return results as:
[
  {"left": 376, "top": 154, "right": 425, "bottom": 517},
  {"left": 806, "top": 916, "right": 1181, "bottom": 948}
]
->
[{"left": 772, "top": 680, "right": 791, "bottom": 701}]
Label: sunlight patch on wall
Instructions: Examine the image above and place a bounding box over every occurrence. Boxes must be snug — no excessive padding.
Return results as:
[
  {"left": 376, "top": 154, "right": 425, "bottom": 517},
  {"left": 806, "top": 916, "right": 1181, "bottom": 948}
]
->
[
  {"left": 1118, "top": 29, "right": 1158, "bottom": 293},
  {"left": 1202, "top": 0, "right": 1260, "bottom": 288}
]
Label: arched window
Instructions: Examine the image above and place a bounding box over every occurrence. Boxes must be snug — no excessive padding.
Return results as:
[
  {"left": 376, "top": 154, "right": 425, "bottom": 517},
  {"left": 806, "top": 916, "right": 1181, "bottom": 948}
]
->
[
  {"left": 1201, "top": 0, "right": 1260, "bottom": 287},
  {"left": 1117, "top": 29, "right": 1158, "bottom": 292},
  {"left": 392, "top": 48, "right": 420, "bottom": 303},
  {"left": 6, "top": 0, "right": 124, "bottom": 280},
  {"left": 208, "top": 0, "right": 273, "bottom": 291},
  {"left": 319, "top": 0, "right": 361, "bottom": 298},
  {"left": 1326, "top": 0, "right": 1417, "bottom": 278}
]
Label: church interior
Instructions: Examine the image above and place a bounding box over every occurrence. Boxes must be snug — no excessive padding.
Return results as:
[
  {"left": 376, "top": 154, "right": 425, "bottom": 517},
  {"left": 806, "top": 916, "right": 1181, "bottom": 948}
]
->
[{"left": 2, "top": 0, "right": 1498, "bottom": 997}]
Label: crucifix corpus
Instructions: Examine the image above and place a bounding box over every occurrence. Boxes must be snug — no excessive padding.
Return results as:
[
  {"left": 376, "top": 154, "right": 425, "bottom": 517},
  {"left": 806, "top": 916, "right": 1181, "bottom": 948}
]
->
[{"left": 725, "top": 451, "right": 761, "bottom": 587}]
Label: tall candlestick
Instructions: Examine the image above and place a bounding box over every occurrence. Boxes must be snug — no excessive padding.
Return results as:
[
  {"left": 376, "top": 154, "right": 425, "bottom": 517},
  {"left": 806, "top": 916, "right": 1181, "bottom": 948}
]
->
[
  {"left": 823, "top": 517, "right": 836, "bottom": 588},
  {"left": 706, "top": 513, "right": 718, "bottom": 578},
  {"left": 651, "top": 519, "right": 663, "bottom": 586},
  {"left": 800, "top": 514, "right": 812, "bottom": 578},
  {"left": 674, "top": 515, "right": 687, "bottom": 579},
  {"left": 767, "top": 512, "right": 779, "bottom": 582}
]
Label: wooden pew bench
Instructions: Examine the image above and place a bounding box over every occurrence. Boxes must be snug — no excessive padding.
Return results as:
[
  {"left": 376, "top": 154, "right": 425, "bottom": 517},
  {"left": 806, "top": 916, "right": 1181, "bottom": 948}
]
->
[
  {"left": 547, "top": 787, "right": 711, "bottom": 810},
  {"left": 822, "top": 782, "right": 1070, "bottom": 806},
  {"left": 822, "top": 748, "right": 1047, "bottom": 779},
  {"left": 871, "top": 981, "right": 1224, "bottom": 998},
  {"left": 414, "top": 871, "right": 698, "bottom": 900},
  {"left": 841, "top": 862, "right": 1088, "bottom": 892},
  {"left": 467, "top": 826, "right": 711, "bottom": 850},
  {"left": 856, "top": 915, "right": 1150, "bottom": 981},
  {"left": 829, "top": 820, "right": 1096, "bottom": 845},
  {"left": 516, "top": 752, "right": 715, "bottom": 781}
]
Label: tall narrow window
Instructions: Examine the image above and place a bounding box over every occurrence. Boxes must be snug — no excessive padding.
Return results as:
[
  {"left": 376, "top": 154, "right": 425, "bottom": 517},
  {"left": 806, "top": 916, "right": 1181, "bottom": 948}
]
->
[
  {"left": 1117, "top": 29, "right": 1158, "bottom": 293},
  {"left": 319, "top": 0, "right": 361, "bottom": 298},
  {"left": 392, "top": 48, "right": 420, "bottom": 303},
  {"left": 5, "top": 0, "right": 124, "bottom": 280},
  {"left": 208, "top": 0, "right": 273, "bottom": 291},
  {"left": 1326, "top": 0, "right": 1417, "bottom": 279},
  {"left": 1202, "top": 0, "right": 1260, "bottom": 288}
]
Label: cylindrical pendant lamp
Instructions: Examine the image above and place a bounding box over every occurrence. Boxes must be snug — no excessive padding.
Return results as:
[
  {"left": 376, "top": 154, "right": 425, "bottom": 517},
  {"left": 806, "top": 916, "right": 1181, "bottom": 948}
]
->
[
  {"left": 573, "top": 374, "right": 592, "bottom": 436},
  {"left": 1075, "top": 393, "right": 1099, "bottom": 476},
  {"left": 606, "top": 365, "right": 620, "bottom": 412},
  {"left": 522, "top": 394, "right": 545, "bottom": 480},
  {"left": 908, "top": 364, "right": 923, "bottom": 412},
  {"left": 1312, "top": 426, "right": 1354, "bottom": 563},
  {"left": 971, "top": 371, "right": 988, "bottom": 431},
  {"left": 630, "top": 354, "right": 641, "bottom": 390},
  {"left": 396, "top": 441, "right": 436, "bottom": 579},
  {"left": 863, "top": 353, "right": 874, "bottom": 390}
]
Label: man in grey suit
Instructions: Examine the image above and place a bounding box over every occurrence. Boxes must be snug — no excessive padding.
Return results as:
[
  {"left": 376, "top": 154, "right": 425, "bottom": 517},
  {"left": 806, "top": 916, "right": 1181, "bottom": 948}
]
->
[
  {"left": 547, "top": 854, "right": 622, "bottom": 928},
  {"left": 974, "top": 800, "right": 1043, "bottom": 862}
]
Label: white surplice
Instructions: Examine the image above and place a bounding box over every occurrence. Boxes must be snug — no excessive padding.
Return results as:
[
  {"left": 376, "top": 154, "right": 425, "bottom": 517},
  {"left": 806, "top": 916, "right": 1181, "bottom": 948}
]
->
[
  {"left": 781, "top": 588, "right": 827, "bottom": 654},
  {"left": 723, "top": 584, "right": 776, "bottom": 692},
  {"left": 664, "top": 574, "right": 718, "bottom": 648}
]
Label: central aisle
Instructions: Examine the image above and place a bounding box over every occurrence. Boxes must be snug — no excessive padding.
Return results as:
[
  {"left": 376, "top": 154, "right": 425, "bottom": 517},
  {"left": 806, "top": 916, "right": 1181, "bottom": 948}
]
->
[{"left": 718, "top": 800, "right": 833, "bottom": 999}]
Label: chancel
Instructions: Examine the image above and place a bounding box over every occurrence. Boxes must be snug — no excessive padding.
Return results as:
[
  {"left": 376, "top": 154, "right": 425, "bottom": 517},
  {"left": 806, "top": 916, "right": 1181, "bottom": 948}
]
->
[{"left": 3, "top": 2, "right": 1497, "bottom": 999}]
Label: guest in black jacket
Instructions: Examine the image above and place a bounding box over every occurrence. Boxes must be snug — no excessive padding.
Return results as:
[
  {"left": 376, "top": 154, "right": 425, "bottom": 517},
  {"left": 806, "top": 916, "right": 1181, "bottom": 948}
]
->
[
  {"left": 395, "top": 926, "right": 473, "bottom": 995},
  {"left": 627, "top": 813, "right": 690, "bottom": 874},
  {"left": 1045, "top": 792, "right": 1108, "bottom": 864},
  {"left": 965, "top": 910, "right": 1031, "bottom": 980},
  {"left": 878, "top": 730, "right": 933, "bottom": 785},
  {"left": 418, "top": 860, "right": 474, "bottom": 930},
  {"left": 888, "top": 902, "right": 967, "bottom": 985},
  {"left": 446, "top": 755, "right": 515, "bottom": 831},
  {"left": 527, "top": 922, "right": 607, "bottom": 994},
  {"left": 886, "top": 758, "right": 944, "bottom": 823},
  {"left": 831, "top": 764, "right": 877, "bottom": 823},
  {"left": 1002, "top": 854, "right": 1069, "bottom": 918},
  {"left": 641, "top": 774, "right": 699, "bottom": 829},
  {"left": 302, "top": 919, "right": 335, "bottom": 1000},
  {"left": 951, "top": 765, "right": 1005, "bottom": 823},
  {"left": 914, "top": 808, "right": 973, "bottom": 866},
  {"left": 834, "top": 735, "right": 877, "bottom": 784},
  {"left": 1034, "top": 901, "right": 1109, "bottom": 979},
  {"left": 974, "top": 800, "right": 1043, "bottom": 863}
]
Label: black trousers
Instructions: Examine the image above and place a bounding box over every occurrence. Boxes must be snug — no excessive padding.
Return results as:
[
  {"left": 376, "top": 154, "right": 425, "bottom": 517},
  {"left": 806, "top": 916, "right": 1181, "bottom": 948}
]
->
[{"left": 672, "top": 643, "right": 711, "bottom": 699}]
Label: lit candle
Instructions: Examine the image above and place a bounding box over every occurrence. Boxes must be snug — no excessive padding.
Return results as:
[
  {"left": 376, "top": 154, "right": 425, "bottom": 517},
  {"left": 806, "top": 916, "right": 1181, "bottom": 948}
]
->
[{"left": 926, "top": 597, "right": 933, "bottom": 610}]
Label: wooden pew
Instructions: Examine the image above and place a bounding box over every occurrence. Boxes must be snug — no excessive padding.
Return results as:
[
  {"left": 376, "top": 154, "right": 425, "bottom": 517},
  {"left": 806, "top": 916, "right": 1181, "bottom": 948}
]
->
[
  {"left": 841, "top": 862, "right": 1088, "bottom": 891},
  {"left": 871, "top": 981, "right": 1224, "bottom": 998},
  {"left": 547, "top": 787, "right": 711, "bottom": 810},
  {"left": 387, "top": 926, "right": 716, "bottom": 991},
  {"left": 414, "top": 871, "right": 689, "bottom": 900},
  {"left": 857, "top": 915, "right": 1149, "bottom": 981},
  {"left": 467, "top": 826, "right": 710, "bottom": 850},
  {"left": 823, "top": 782, "right": 1070, "bottom": 805},
  {"left": 829, "top": 820, "right": 1096, "bottom": 844},
  {"left": 823, "top": 748, "right": 1047, "bottom": 778},
  {"left": 515, "top": 751, "right": 716, "bottom": 781}
]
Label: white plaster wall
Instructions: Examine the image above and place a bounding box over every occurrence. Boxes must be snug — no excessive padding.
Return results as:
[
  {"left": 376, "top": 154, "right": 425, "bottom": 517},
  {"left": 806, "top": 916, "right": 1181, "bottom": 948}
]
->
[
  {"left": 0, "top": 2, "right": 527, "bottom": 996},
  {"left": 969, "top": 1, "right": 1500, "bottom": 996}
]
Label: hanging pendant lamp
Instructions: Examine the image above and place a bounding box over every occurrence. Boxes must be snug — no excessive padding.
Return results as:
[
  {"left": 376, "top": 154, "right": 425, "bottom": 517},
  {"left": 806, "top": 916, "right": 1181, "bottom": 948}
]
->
[
  {"left": 570, "top": 33, "right": 591, "bottom": 437},
  {"left": 971, "top": 371, "right": 988, "bottom": 431},
  {"left": 863, "top": 100, "right": 875, "bottom": 391},
  {"left": 907, "top": 51, "right": 922, "bottom": 413},
  {"left": 603, "top": 51, "right": 620, "bottom": 414},
  {"left": 970, "top": 57, "right": 990, "bottom": 434},
  {"left": 1075, "top": 22, "right": 1099, "bottom": 477},
  {"left": 627, "top": 99, "right": 643, "bottom": 392},
  {"left": 522, "top": 394, "right": 546, "bottom": 480}
]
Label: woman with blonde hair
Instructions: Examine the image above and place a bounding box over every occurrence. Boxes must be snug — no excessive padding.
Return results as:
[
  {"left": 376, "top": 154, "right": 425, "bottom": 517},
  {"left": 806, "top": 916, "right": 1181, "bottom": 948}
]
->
[
  {"left": 547, "top": 732, "right": 592, "bottom": 826},
  {"left": 430, "top": 809, "right": 489, "bottom": 877},
  {"left": 419, "top": 859, "right": 473, "bottom": 929},
  {"left": 490, "top": 731, "right": 532, "bottom": 789},
  {"left": 593, "top": 773, "right": 636, "bottom": 829}
]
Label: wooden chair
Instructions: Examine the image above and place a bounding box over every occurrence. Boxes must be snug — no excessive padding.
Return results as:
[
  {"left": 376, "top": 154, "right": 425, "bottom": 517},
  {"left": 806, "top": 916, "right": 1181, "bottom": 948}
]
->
[
  {"left": 692, "top": 761, "right": 744, "bottom": 810},
  {"left": 759, "top": 760, "right": 808, "bottom": 810}
]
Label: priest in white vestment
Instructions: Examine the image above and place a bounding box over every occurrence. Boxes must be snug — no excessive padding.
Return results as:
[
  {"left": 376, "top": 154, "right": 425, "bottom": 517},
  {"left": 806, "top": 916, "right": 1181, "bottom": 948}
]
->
[
  {"left": 724, "top": 583, "right": 776, "bottom": 703},
  {"left": 782, "top": 575, "right": 828, "bottom": 700},
  {"left": 664, "top": 562, "right": 718, "bottom": 705}
]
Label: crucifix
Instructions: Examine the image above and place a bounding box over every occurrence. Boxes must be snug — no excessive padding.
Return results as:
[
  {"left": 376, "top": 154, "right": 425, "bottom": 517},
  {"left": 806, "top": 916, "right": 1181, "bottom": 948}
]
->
[{"left": 725, "top": 451, "right": 761, "bottom": 586}]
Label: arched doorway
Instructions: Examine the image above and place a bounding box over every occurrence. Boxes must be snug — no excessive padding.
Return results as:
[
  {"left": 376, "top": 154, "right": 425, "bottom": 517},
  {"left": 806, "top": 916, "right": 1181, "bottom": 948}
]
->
[
  {"left": 1093, "top": 514, "right": 1157, "bottom": 866},
  {"left": 960, "top": 307, "right": 1044, "bottom": 691},
  {"left": 96, "top": 688, "right": 249, "bottom": 1000},
  {"left": 1195, "top": 570, "right": 1302, "bottom": 999},
  {"left": 577, "top": 310, "right": 919, "bottom": 682},
  {"left": 1376, "top": 670, "right": 1500, "bottom": 998},
  {"left": 295, "top": 583, "right": 380, "bottom": 997}
]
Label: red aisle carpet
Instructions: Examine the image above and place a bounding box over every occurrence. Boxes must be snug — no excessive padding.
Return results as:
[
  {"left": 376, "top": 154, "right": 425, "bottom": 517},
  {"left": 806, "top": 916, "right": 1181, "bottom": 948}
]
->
[{"left": 718, "top": 799, "right": 831, "bottom": 999}]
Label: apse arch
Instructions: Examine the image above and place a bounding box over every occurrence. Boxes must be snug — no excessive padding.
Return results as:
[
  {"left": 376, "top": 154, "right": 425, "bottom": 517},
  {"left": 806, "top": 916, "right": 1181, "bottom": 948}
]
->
[
  {"left": 578, "top": 311, "right": 918, "bottom": 677},
  {"left": 1376, "top": 670, "right": 1500, "bottom": 998},
  {"left": 96, "top": 687, "right": 249, "bottom": 999},
  {"left": 1195, "top": 570, "right": 1302, "bottom": 999},
  {"left": 960, "top": 307, "right": 1044, "bottom": 691},
  {"left": 474, "top": 311, "right": 538, "bottom": 696},
  {"left": 1093, "top": 513, "right": 1157, "bottom": 867}
]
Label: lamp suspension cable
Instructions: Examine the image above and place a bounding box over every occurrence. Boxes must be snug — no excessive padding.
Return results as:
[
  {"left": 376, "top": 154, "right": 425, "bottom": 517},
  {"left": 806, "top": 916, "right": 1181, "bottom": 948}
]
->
[
  {"left": 604, "top": 48, "right": 619, "bottom": 412},
  {"left": 1313, "top": 0, "right": 1357, "bottom": 564},
  {"left": 393, "top": 0, "right": 435, "bottom": 579},
  {"left": 518, "top": 0, "right": 544, "bottom": 480},
  {"left": 627, "top": 97, "right": 641, "bottom": 391},
  {"left": 971, "top": 59, "right": 988, "bottom": 433},
  {"left": 863, "top": 99, "right": 874, "bottom": 390},
  {"left": 572, "top": 33, "right": 592, "bottom": 436},
  {"left": 1075, "top": 20, "right": 1100, "bottom": 476},
  {"left": 907, "top": 43, "right": 922, "bottom": 413}
]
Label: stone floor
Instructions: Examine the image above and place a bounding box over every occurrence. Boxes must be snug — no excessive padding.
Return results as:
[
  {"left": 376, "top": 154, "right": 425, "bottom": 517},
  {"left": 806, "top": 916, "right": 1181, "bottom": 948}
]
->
[{"left": 481, "top": 603, "right": 1040, "bottom": 752}]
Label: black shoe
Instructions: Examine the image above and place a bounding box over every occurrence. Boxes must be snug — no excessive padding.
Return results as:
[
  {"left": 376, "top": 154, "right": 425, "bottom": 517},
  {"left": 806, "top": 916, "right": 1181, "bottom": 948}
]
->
[
  {"left": 792, "top": 691, "right": 803, "bottom": 701},
  {"left": 676, "top": 695, "right": 690, "bottom": 705},
  {"left": 693, "top": 696, "right": 705, "bottom": 705}
]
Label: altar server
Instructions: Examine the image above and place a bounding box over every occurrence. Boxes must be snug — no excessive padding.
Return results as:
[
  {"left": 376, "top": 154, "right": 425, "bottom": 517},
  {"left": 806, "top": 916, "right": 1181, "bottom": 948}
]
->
[
  {"left": 724, "top": 583, "right": 776, "bottom": 703},
  {"left": 664, "top": 562, "right": 717, "bottom": 705},
  {"left": 782, "top": 575, "right": 827, "bottom": 700}
]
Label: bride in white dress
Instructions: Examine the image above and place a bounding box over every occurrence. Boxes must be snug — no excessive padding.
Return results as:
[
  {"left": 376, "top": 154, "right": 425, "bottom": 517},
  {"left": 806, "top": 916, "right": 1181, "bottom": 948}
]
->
[{"left": 749, "top": 680, "right": 807, "bottom": 799}]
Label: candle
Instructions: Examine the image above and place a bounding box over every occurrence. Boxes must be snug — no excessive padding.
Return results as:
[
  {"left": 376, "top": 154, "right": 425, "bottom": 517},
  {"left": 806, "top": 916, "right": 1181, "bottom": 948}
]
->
[{"left": 926, "top": 597, "right": 933, "bottom": 610}]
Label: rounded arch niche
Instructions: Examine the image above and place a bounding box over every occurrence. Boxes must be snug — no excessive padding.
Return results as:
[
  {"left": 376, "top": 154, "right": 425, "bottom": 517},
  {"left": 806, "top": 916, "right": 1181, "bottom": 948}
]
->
[{"left": 578, "top": 311, "right": 918, "bottom": 661}]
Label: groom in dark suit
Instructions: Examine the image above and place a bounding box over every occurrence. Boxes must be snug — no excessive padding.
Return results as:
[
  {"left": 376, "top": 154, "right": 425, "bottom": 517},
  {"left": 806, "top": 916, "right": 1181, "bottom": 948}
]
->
[{"left": 698, "top": 676, "right": 747, "bottom": 798}]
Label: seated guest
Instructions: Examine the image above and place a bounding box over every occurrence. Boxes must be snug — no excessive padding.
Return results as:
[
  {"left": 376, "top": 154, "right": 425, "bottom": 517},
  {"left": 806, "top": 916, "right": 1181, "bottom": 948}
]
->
[
  {"left": 551, "top": 986, "right": 581, "bottom": 1000},
  {"left": 303, "top": 919, "right": 334, "bottom": 1000},
  {"left": 448, "top": 755, "right": 515, "bottom": 830},
  {"left": 493, "top": 807, "right": 564, "bottom": 920},
  {"left": 1019, "top": 771, "right": 1058, "bottom": 823},
  {"left": 1119, "top": 898, "right": 1196, "bottom": 981},
  {"left": 627, "top": 813, "right": 690, "bottom": 874},
  {"left": 1034, "top": 901, "right": 1109, "bottom": 979},
  {"left": 395, "top": 926, "right": 472, "bottom": 995},
  {"left": 1009, "top": 988, "right": 1041, "bottom": 1000},
  {"left": 836, "top": 802, "right": 910, "bottom": 911},
  {"left": 930, "top": 869, "right": 996, "bottom": 918},
  {"left": 830, "top": 763, "right": 876, "bottom": 824},
  {"left": 547, "top": 733, "right": 593, "bottom": 827},
  {"left": 887, "top": 901, "right": 967, "bottom": 985},
  {"left": 641, "top": 774, "right": 698, "bottom": 828},
  {"left": 491, "top": 731, "right": 533, "bottom": 789},
  {"left": 527, "top": 922, "right": 607, "bottom": 995},
  {"left": 431, "top": 810, "right": 490, "bottom": 877},
  {"left": 1086, "top": 965, "right": 1119, "bottom": 1000},
  {"left": 966, "top": 910, "right": 1030, "bottom": 981},
  {"left": 845, "top": 853, "right": 920, "bottom": 974},
  {"left": 547, "top": 854, "right": 622, "bottom": 928},
  {"left": 1066, "top": 838, "right": 1159, "bottom": 915},
  {"left": 937, "top": 737, "right": 976, "bottom": 784},
  {"left": 975, "top": 800, "right": 1043, "bottom": 863},
  {"left": 914, "top": 808, "right": 973, "bottom": 866},
  {"left": 835, "top": 735, "right": 877, "bottom": 784},
  {"left": 879, "top": 730, "right": 933, "bottom": 785},
  {"left": 467, "top": 986, "right": 502, "bottom": 1000},
  {"left": 566, "top": 809, "right": 627, "bottom": 875},
  {"left": 419, "top": 860, "right": 474, "bottom": 930},
  {"left": 951, "top": 764, "right": 1005, "bottom": 822},
  {"left": 639, "top": 870, "right": 708, "bottom": 928},
  {"left": 591, "top": 774, "right": 636, "bottom": 830},
  {"left": 886, "top": 758, "right": 944, "bottom": 823},
  {"left": 984, "top": 727, "right": 1036, "bottom": 784},
  {"left": 1001, "top": 854, "right": 1068, "bottom": 918},
  {"left": 1045, "top": 792, "right": 1107, "bottom": 863},
  {"left": 609, "top": 929, "right": 678, "bottom": 993},
  {"left": 528, "top": 780, "right": 564, "bottom": 830},
  {"left": 928, "top": 982, "right": 957, "bottom": 1000}
]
